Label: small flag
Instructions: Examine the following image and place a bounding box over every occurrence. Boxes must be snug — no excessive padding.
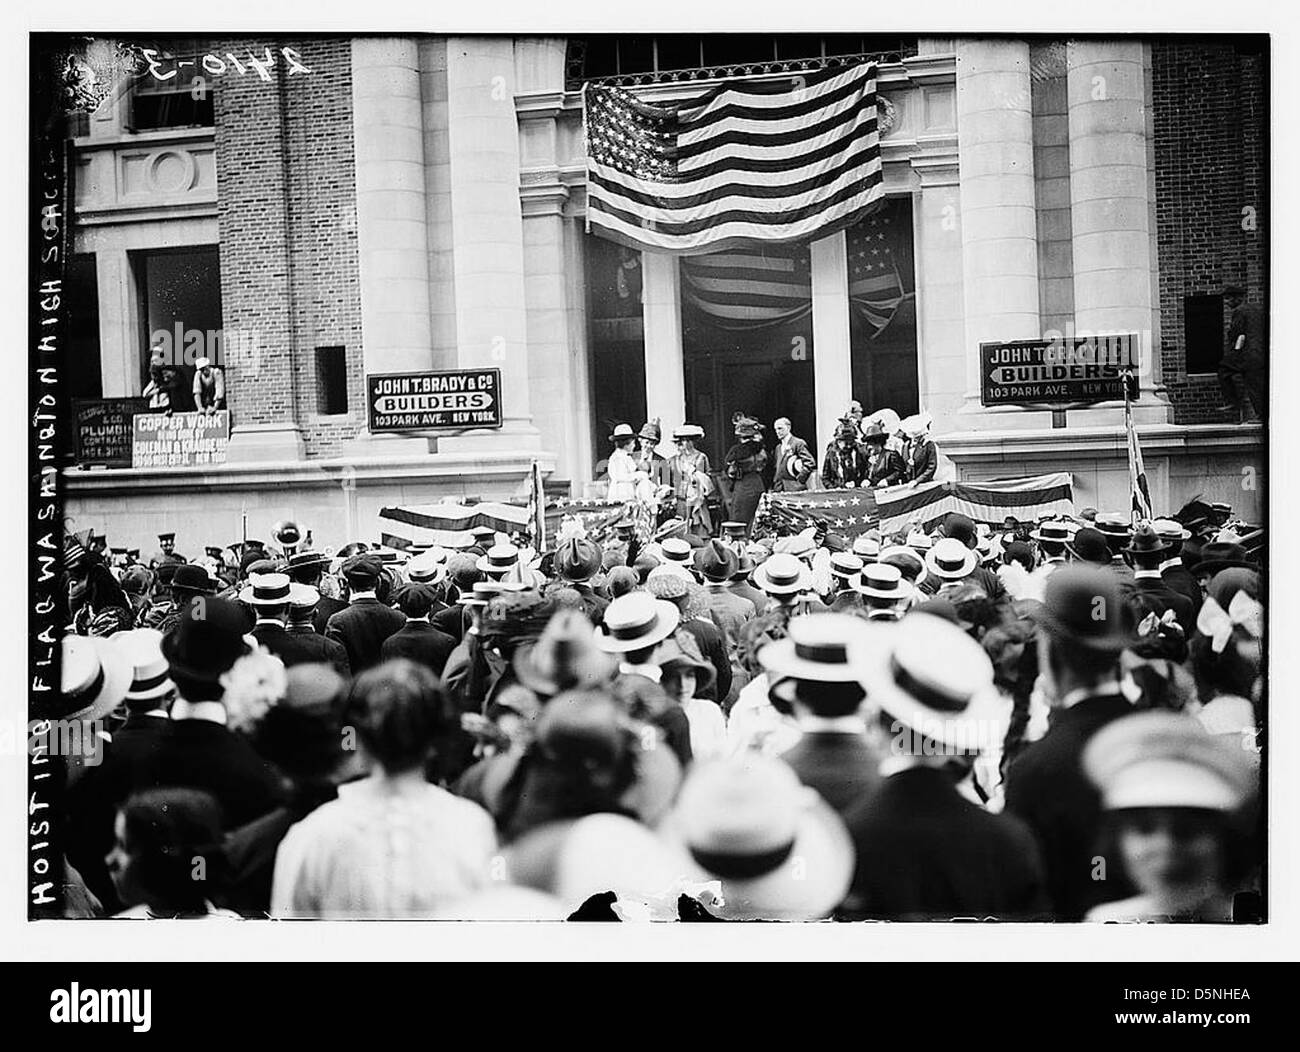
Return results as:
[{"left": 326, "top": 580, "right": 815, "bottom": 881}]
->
[{"left": 1123, "top": 369, "right": 1152, "bottom": 521}]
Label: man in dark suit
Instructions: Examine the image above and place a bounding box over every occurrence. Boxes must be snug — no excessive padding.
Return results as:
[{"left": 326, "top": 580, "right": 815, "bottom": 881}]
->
[
  {"left": 129, "top": 599, "right": 288, "bottom": 828},
  {"left": 287, "top": 550, "right": 347, "bottom": 636},
  {"left": 1122, "top": 523, "right": 1195, "bottom": 635},
  {"left": 1004, "top": 566, "right": 1137, "bottom": 920},
  {"left": 776, "top": 679, "right": 881, "bottom": 817},
  {"left": 380, "top": 580, "right": 458, "bottom": 677},
  {"left": 285, "top": 584, "right": 351, "bottom": 676},
  {"left": 325, "top": 554, "right": 407, "bottom": 674},
  {"left": 1152, "top": 519, "right": 1203, "bottom": 620},
  {"left": 771, "top": 416, "right": 815, "bottom": 492},
  {"left": 836, "top": 611, "right": 1048, "bottom": 920},
  {"left": 243, "top": 574, "right": 346, "bottom": 675}
]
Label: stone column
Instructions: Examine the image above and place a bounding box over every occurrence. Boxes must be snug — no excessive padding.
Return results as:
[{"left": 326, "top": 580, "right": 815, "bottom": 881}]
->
[
  {"left": 1067, "top": 40, "right": 1170, "bottom": 423},
  {"left": 352, "top": 38, "right": 434, "bottom": 375},
  {"left": 954, "top": 39, "right": 1048, "bottom": 426},
  {"left": 640, "top": 251, "right": 686, "bottom": 439},
  {"left": 810, "top": 230, "right": 853, "bottom": 458},
  {"left": 440, "top": 36, "right": 539, "bottom": 453},
  {"left": 94, "top": 247, "right": 141, "bottom": 397},
  {"left": 347, "top": 37, "right": 437, "bottom": 455}
]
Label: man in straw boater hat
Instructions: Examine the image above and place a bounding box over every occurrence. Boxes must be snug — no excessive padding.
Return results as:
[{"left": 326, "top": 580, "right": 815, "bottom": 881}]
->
[
  {"left": 592, "top": 591, "right": 693, "bottom": 767},
  {"left": 852, "top": 562, "right": 914, "bottom": 622},
  {"left": 920, "top": 536, "right": 981, "bottom": 598},
  {"left": 1093, "top": 512, "right": 1136, "bottom": 582},
  {"left": 245, "top": 572, "right": 341, "bottom": 672},
  {"left": 285, "top": 583, "right": 351, "bottom": 676},
  {"left": 287, "top": 548, "right": 346, "bottom": 635},
  {"left": 838, "top": 613, "right": 1048, "bottom": 921},
  {"left": 380, "top": 570, "right": 459, "bottom": 678},
  {"left": 324, "top": 553, "right": 407, "bottom": 675},
  {"left": 827, "top": 551, "right": 866, "bottom": 613},
  {"left": 1151, "top": 518, "right": 1202, "bottom": 618},
  {"left": 63, "top": 628, "right": 180, "bottom": 912},
  {"left": 1003, "top": 565, "right": 1138, "bottom": 920},
  {"left": 661, "top": 754, "right": 856, "bottom": 921},
  {"left": 1028, "top": 518, "right": 1073, "bottom": 580},
  {"left": 758, "top": 613, "right": 886, "bottom": 816},
  {"left": 1123, "top": 522, "right": 1196, "bottom": 635}
]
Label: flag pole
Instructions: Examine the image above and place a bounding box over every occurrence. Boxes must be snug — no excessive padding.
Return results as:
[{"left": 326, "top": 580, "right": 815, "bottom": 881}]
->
[{"left": 581, "top": 83, "right": 592, "bottom": 235}]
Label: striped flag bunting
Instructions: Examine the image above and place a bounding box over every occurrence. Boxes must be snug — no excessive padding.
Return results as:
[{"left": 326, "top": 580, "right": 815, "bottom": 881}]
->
[
  {"left": 676, "top": 200, "right": 913, "bottom": 335},
  {"left": 583, "top": 62, "right": 884, "bottom": 255},
  {"left": 378, "top": 497, "right": 633, "bottom": 553},
  {"left": 873, "top": 473, "right": 1075, "bottom": 536}
]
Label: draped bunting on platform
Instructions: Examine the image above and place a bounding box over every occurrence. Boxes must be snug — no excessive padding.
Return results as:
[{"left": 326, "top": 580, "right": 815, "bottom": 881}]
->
[
  {"left": 873, "top": 473, "right": 1075, "bottom": 535},
  {"left": 378, "top": 498, "right": 632, "bottom": 553},
  {"left": 756, "top": 474, "right": 1075, "bottom": 540}
]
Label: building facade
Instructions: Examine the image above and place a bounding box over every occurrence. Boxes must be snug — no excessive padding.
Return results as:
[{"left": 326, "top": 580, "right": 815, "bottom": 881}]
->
[{"left": 63, "top": 35, "right": 1266, "bottom": 551}]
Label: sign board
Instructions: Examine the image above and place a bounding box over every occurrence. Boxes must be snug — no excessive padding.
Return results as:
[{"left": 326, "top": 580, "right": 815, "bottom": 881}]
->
[
  {"left": 132, "top": 410, "right": 230, "bottom": 468},
  {"left": 980, "top": 334, "right": 1141, "bottom": 407},
  {"left": 367, "top": 368, "right": 503, "bottom": 433},
  {"left": 73, "top": 398, "right": 149, "bottom": 467}
]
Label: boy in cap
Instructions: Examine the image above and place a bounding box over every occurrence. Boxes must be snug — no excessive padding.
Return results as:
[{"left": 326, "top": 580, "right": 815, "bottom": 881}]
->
[{"left": 324, "top": 554, "right": 408, "bottom": 674}]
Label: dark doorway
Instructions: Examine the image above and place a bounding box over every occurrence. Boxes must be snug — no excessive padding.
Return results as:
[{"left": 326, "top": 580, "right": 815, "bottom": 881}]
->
[{"left": 679, "top": 239, "right": 816, "bottom": 468}]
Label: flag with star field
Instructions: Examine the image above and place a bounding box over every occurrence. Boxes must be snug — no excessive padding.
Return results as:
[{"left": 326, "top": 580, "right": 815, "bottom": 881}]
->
[{"left": 583, "top": 61, "right": 884, "bottom": 255}]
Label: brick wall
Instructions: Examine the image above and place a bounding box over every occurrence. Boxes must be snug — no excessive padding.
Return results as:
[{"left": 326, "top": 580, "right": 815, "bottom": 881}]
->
[
  {"left": 1152, "top": 39, "right": 1267, "bottom": 423},
  {"left": 213, "top": 38, "right": 364, "bottom": 458}
]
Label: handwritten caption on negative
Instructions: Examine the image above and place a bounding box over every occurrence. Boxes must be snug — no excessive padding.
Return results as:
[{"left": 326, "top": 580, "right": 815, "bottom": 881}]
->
[{"left": 138, "top": 46, "right": 312, "bottom": 83}]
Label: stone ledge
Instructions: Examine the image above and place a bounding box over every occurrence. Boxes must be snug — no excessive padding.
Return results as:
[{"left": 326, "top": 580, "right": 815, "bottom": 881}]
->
[
  {"left": 939, "top": 423, "right": 1264, "bottom": 462},
  {"left": 63, "top": 450, "right": 559, "bottom": 495}
]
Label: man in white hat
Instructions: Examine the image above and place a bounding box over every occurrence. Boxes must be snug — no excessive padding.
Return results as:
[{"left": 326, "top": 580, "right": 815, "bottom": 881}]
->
[
  {"left": 826, "top": 552, "right": 866, "bottom": 613},
  {"left": 840, "top": 613, "right": 1048, "bottom": 920},
  {"left": 852, "top": 563, "right": 914, "bottom": 621},
  {"left": 759, "top": 614, "right": 886, "bottom": 816},
  {"left": 192, "top": 355, "right": 226, "bottom": 413}
]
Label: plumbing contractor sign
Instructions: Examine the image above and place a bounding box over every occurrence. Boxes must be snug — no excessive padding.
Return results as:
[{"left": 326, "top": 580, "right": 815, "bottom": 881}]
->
[
  {"left": 979, "top": 333, "right": 1141, "bottom": 407},
  {"left": 367, "top": 368, "right": 503, "bottom": 432}
]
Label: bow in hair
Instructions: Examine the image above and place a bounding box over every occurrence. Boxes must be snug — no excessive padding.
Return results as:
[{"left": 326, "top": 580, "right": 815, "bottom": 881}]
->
[
  {"left": 1137, "top": 608, "right": 1179, "bottom": 637},
  {"left": 1196, "top": 590, "right": 1263, "bottom": 653}
]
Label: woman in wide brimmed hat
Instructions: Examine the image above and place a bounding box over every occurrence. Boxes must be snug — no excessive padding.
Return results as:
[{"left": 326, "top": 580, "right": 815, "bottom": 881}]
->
[
  {"left": 662, "top": 754, "right": 856, "bottom": 920},
  {"left": 721, "top": 414, "right": 768, "bottom": 535},
  {"left": 606, "top": 423, "right": 653, "bottom": 504},
  {"left": 635, "top": 418, "right": 672, "bottom": 491},
  {"left": 1083, "top": 711, "right": 1258, "bottom": 922},
  {"left": 821, "top": 417, "right": 870, "bottom": 489},
  {"left": 668, "top": 423, "right": 713, "bottom": 537},
  {"left": 657, "top": 633, "right": 726, "bottom": 761},
  {"left": 1189, "top": 568, "right": 1262, "bottom": 752}
]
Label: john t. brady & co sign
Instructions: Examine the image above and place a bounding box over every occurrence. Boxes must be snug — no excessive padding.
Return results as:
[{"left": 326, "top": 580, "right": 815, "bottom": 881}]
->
[
  {"left": 980, "top": 333, "right": 1140, "bottom": 407},
  {"left": 367, "top": 368, "right": 502, "bottom": 432}
]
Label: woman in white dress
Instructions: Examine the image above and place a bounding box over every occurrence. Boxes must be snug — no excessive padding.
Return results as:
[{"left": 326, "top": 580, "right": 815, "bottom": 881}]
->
[{"left": 606, "top": 423, "right": 652, "bottom": 503}]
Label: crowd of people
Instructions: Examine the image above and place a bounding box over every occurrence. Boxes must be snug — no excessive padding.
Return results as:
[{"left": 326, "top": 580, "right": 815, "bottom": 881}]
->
[
  {"left": 53, "top": 480, "right": 1263, "bottom": 922},
  {"left": 601, "top": 403, "right": 941, "bottom": 536}
]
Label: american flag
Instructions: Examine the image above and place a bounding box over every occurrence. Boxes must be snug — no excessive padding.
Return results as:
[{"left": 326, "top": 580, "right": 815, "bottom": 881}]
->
[
  {"left": 754, "top": 488, "right": 882, "bottom": 541},
  {"left": 848, "top": 208, "right": 912, "bottom": 335},
  {"left": 584, "top": 62, "right": 884, "bottom": 255},
  {"left": 1123, "top": 369, "right": 1152, "bottom": 521},
  {"left": 677, "top": 197, "right": 911, "bottom": 333}
]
